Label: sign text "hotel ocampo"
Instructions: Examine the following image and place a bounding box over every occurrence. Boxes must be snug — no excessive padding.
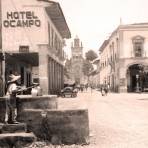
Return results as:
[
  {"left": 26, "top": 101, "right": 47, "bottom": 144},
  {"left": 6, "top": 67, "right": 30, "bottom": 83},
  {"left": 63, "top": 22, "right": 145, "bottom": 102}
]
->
[{"left": 3, "top": 11, "right": 41, "bottom": 28}]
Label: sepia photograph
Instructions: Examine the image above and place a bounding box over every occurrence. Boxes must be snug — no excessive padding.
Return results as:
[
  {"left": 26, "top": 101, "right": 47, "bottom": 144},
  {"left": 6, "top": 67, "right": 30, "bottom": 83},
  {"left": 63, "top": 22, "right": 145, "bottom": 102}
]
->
[{"left": 0, "top": 0, "right": 148, "bottom": 147}]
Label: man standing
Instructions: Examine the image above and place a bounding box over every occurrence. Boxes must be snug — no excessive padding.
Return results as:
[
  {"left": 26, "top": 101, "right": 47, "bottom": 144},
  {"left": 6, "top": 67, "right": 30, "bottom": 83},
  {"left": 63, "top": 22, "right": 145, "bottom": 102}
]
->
[{"left": 5, "top": 74, "right": 21, "bottom": 124}]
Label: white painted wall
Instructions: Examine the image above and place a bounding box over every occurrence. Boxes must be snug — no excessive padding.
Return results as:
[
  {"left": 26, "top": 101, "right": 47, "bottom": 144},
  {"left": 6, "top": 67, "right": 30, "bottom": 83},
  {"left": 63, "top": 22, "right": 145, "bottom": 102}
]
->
[
  {"left": 2, "top": 0, "right": 49, "bottom": 52},
  {"left": 121, "top": 29, "right": 148, "bottom": 58},
  {"left": 1, "top": 0, "right": 66, "bottom": 53}
]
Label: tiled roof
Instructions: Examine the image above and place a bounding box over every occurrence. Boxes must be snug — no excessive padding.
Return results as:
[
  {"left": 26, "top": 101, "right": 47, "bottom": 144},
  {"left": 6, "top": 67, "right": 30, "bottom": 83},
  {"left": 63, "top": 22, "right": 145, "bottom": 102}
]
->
[
  {"left": 43, "top": 1, "right": 71, "bottom": 38},
  {"left": 99, "top": 40, "right": 109, "bottom": 52}
]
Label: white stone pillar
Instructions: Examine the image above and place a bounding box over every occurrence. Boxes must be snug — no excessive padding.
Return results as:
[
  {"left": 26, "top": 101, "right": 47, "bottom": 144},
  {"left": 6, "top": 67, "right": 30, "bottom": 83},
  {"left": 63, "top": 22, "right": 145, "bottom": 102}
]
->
[
  {"left": 38, "top": 45, "right": 49, "bottom": 94},
  {"left": 119, "top": 66, "right": 127, "bottom": 92}
]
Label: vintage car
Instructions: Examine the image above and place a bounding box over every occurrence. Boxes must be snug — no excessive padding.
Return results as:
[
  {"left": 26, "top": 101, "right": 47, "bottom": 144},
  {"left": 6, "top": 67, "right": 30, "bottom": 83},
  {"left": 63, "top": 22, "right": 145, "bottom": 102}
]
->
[{"left": 60, "top": 86, "right": 78, "bottom": 98}]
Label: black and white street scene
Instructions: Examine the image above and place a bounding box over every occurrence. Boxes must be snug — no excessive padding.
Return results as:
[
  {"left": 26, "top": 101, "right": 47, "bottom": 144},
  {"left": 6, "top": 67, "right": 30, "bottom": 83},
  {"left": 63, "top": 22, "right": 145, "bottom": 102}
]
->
[{"left": 1, "top": 0, "right": 148, "bottom": 147}]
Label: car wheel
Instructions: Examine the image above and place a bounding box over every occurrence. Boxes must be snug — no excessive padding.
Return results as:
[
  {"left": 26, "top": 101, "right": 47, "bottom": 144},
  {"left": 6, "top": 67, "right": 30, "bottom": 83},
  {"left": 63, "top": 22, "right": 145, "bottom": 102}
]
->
[{"left": 74, "top": 94, "right": 77, "bottom": 97}]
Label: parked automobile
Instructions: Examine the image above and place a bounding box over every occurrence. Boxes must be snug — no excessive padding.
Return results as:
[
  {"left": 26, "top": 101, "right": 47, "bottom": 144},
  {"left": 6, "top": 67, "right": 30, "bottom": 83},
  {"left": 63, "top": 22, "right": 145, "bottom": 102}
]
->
[{"left": 60, "top": 86, "right": 78, "bottom": 98}]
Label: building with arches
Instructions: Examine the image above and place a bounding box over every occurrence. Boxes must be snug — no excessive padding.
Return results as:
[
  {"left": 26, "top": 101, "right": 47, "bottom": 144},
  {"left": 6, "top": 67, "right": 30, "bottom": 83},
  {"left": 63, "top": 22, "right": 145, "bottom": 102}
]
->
[{"left": 99, "top": 23, "right": 148, "bottom": 92}]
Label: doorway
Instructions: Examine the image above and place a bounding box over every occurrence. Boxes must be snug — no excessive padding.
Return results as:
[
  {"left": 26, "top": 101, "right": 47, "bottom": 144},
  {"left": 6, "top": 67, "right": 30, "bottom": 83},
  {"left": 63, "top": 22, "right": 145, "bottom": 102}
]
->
[{"left": 127, "top": 64, "right": 145, "bottom": 92}]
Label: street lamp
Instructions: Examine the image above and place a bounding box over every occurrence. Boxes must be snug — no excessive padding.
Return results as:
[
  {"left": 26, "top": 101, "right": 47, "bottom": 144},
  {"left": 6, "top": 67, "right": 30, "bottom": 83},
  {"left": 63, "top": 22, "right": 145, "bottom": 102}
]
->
[{"left": 135, "top": 74, "right": 140, "bottom": 92}]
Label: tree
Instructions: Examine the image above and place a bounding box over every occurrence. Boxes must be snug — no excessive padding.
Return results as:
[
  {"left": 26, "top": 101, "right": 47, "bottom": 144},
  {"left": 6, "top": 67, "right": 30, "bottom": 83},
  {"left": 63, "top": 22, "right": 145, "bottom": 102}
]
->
[
  {"left": 64, "top": 59, "right": 71, "bottom": 79},
  {"left": 65, "top": 59, "right": 71, "bottom": 70},
  {"left": 82, "top": 59, "right": 94, "bottom": 76},
  {"left": 64, "top": 67, "right": 70, "bottom": 79},
  {"left": 85, "top": 50, "right": 98, "bottom": 61}
]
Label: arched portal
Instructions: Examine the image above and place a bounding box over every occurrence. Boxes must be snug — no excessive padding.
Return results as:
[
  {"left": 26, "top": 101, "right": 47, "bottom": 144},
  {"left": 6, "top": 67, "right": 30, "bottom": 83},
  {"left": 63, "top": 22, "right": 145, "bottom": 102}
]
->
[{"left": 127, "top": 64, "right": 148, "bottom": 92}]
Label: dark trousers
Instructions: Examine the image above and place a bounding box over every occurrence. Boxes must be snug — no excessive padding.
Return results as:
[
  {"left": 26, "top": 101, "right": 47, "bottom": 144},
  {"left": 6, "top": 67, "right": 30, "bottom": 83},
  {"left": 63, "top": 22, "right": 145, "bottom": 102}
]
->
[{"left": 6, "top": 95, "right": 17, "bottom": 123}]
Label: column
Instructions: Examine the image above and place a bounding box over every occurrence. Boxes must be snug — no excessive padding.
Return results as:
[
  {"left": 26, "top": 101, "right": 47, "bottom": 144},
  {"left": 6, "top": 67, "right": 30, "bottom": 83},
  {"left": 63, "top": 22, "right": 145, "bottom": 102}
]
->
[
  {"left": 54, "top": 62, "right": 57, "bottom": 93},
  {"left": 38, "top": 45, "right": 49, "bottom": 95},
  {"left": 61, "top": 65, "right": 64, "bottom": 89},
  {"left": 58, "top": 64, "right": 62, "bottom": 90},
  {"left": 118, "top": 66, "right": 127, "bottom": 93},
  {"left": 57, "top": 63, "right": 61, "bottom": 92},
  {"left": 51, "top": 59, "right": 54, "bottom": 94},
  {"left": 48, "top": 57, "right": 52, "bottom": 94},
  {"left": 53, "top": 61, "right": 56, "bottom": 93}
]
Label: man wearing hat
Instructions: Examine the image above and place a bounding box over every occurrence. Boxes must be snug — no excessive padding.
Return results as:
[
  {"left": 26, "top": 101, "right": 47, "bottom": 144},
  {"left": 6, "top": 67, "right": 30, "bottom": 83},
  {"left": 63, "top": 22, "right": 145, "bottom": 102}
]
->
[{"left": 5, "top": 74, "right": 21, "bottom": 124}]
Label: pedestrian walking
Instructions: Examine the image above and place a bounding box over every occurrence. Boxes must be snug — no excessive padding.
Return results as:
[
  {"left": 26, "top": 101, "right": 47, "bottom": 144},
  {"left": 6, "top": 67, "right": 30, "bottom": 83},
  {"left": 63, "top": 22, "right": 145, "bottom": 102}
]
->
[
  {"left": 107, "top": 83, "right": 110, "bottom": 92},
  {"left": 104, "top": 86, "right": 108, "bottom": 96},
  {"left": 85, "top": 84, "right": 88, "bottom": 91},
  {"left": 101, "top": 85, "right": 108, "bottom": 96},
  {"left": 101, "top": 86, "right": 105, "bottom": 96}
]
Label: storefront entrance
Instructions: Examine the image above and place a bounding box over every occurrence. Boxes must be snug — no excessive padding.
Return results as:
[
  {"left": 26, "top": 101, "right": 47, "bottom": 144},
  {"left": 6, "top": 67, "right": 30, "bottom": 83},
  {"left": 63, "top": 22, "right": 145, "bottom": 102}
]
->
[
  {"left": 127, "top": 64, "right": 148, "bottom": 92},
  {"left": 5, "top": 52, "right": 38, "bottom": 90}
]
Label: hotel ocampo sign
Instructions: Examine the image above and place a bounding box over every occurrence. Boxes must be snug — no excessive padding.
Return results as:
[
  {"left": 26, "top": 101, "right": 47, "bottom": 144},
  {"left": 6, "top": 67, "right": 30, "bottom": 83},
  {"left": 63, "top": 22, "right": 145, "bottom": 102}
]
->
[{"left": 3, "top": 11, "right": 41, "bottom": 28}]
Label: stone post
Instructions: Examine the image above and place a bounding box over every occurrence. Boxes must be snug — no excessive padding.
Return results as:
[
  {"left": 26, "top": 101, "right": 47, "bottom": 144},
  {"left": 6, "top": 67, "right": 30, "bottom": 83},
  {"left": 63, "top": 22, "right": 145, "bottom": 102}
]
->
[
  {"left": 119, "top": 66, "right": 127, "bottom": 92},
  {"left": 38, "top": 45, "right": 49, "bottom": 94}
]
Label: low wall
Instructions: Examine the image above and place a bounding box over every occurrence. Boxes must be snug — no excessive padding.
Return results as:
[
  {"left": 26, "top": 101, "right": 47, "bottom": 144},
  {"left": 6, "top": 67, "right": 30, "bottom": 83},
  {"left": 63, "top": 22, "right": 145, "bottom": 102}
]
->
[
  {"left": 17, "top": 109, "right": 89, "bottom": 145},
  {"left": 0, "top": 95, "right": 58, "bottom": 123},
  {"left": 0, "top": 96, "right": 89, "bottom": 144},
  {"left": 0, "top": 100, "right": 6, "bottom": 123},
  {"left": 17, "top": 95, "right": 58, "bottom": 113}
]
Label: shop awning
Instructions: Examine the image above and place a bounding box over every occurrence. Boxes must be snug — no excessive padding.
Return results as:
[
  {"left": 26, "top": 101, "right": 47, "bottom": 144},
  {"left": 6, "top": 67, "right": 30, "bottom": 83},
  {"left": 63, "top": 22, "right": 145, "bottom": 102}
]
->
[{"left": 5, "top": 52, "right": 39, "bottom": 66}]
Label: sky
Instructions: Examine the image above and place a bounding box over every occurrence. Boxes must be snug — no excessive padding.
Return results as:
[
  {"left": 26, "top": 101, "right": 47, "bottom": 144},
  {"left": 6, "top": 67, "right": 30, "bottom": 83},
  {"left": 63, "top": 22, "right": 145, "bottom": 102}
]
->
[{"left": 56, "top": 0, "right": 148, "bottom": 58}]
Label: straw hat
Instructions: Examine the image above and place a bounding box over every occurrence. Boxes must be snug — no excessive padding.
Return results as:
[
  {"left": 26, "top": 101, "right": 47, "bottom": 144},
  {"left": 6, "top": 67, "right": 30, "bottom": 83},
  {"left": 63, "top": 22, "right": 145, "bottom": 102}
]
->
[{"left": 8, "top": 74, "right": 21, "bottom": 83}]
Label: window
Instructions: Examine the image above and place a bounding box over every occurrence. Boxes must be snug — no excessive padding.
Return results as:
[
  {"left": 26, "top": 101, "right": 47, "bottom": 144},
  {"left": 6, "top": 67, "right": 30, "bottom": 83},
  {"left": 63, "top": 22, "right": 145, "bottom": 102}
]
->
[
  {"left": 115, "top": 53, "right": 116, "bottom": 61},
  {"left": 51, "top": 28, "right": 54, "bottom": 48},
  {"left": 48, "top": 24, "right": 50, "bottom": 46},
  {"left": 112, "top": 42, "right": 115, "bottom": 61},
  {"left": 132, "top": 36, "right": 144, "bottom": 57},
  {"left": 134, "top": 42, "right": 142, "bottom": 57},
  {"left": 19, "top": 46, "right": 29, "bottom": 53},
  {"left": 55, "top": 34, "right": 58, "bottom": 51}
]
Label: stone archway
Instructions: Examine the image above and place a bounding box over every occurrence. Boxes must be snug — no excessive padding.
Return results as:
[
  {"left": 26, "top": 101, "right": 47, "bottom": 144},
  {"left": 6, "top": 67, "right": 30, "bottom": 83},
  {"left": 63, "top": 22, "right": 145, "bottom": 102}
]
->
[{"left": 127, "top": 64, "right": 148, "bottom": 92}]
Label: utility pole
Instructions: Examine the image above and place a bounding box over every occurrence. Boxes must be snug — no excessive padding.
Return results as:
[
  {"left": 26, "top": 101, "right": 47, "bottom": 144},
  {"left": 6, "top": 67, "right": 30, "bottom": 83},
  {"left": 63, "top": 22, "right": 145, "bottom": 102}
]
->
[
  {"left": 2, "top": 53, "right": 5, "bottom": 96},
  {"left": 0, "top": 0, "right": 5, "bottom": 96}
]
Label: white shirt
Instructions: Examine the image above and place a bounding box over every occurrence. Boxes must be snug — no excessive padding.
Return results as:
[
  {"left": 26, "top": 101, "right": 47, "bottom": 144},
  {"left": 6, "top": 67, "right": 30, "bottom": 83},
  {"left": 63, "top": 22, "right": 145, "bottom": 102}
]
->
[{"left": 6, "top": 83, "right": 18, "bottom": 96}]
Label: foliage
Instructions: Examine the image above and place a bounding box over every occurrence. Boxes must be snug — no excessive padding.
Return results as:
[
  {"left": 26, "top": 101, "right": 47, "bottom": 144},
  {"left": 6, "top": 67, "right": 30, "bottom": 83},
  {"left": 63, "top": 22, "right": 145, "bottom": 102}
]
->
[
  {"left": 64, "top": 67, "right": 70, "bottom": 79},
  {"left": 82, "top": 59, "right": 94, "bottom": 76},
  {"left": 85, "top": 50, "right": 98, "bottom": 61},
  {"left": 64, "top": 59, "right": 72, "bottom": 79},
  {"left": 65, "top": 59, "right": 71, "bottom": 69}
]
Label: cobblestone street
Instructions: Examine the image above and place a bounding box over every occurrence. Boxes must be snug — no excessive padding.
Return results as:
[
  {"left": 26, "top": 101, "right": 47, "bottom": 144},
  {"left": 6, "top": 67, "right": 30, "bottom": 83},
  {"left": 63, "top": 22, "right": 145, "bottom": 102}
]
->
[{"left": 58, "top": 89, "right": 148, "bottom": 148}]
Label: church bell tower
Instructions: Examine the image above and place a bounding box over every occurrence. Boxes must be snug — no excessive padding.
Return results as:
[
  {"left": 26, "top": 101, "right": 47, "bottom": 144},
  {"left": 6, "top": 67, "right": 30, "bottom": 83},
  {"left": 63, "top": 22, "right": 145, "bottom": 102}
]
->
[{"left": 71, "top": 36, "right": 84, "bottom": 84}]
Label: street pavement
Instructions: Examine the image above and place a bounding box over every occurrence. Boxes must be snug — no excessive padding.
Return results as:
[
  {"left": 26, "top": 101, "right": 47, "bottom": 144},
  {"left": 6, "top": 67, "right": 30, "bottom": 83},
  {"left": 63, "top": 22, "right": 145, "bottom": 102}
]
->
[{"left": 58, "top": 89, "right": 148, "bottom": 148}]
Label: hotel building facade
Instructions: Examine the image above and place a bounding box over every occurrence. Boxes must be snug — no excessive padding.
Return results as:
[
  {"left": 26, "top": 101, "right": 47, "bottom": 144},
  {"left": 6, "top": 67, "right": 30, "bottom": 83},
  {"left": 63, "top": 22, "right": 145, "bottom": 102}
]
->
[
  {"left": 1, "top": 0, "right": 71, "bottom": 95},
  {"left": 99, "top": 23, "right": 148, "bottom": 93}
]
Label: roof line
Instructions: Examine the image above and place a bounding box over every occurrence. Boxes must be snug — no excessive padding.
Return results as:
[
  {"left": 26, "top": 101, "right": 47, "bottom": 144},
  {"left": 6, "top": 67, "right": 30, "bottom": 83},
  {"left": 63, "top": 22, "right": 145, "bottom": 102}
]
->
[
  {"left": 37, "top": 0, "right": 56, "bottom": 4},
  {"left": 38, "top": 0, "right": 71, "bottom": 38}
]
